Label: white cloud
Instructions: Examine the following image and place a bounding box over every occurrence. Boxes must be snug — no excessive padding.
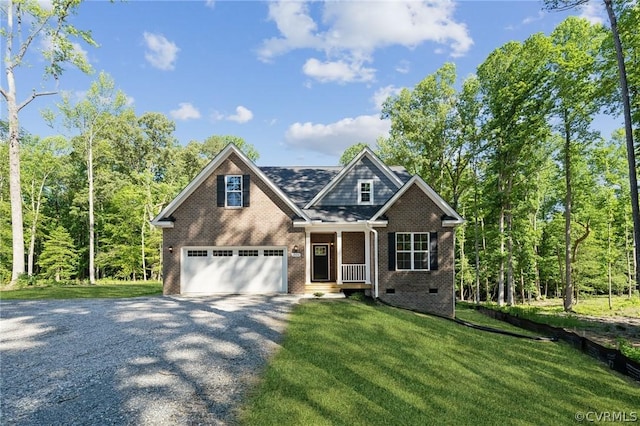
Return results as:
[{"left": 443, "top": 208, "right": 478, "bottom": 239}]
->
[
  {"left": 284, "top": 115, "right": 391, "bottom": 156},
  {"left": 205, "top": 0, "right": 215, "bottom": 9},
  {"left": 170, "top": 103, "right": 201, "bottom": 120},
  {"left": 213, "top": 106, "right": 254, "bottom": 123},
  {"left": 143, "top": 32, "right": 179, "bottom": 71},
  {"left": 258, "top": 0, "right": 473, "bottom": 82},
  {"left": 522, "top": 11, "right": 545, "bottom": 25},
  {"left": 578, "top": 2, "right": 605, "bottom": 25},
  {"left": 371, "top": 85, "right": 402, "bottom": 112},
  {"left": 395, "top": 60, "right": 410, "bottom": 74},
  {"left": 39, "top": 36, "right": 89, "bottom": 65},
  {"left": 303, "top": 58, "right": 375, "bottom": 83}
]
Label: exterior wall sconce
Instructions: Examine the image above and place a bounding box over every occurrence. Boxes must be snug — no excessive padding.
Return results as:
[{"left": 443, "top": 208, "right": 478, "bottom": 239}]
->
[
  {"left": 291, "top": 245, "right": 301, "bottom": 257},
  {"left": 168, "top": 246, "right": 173, "bottom": 253},
  {"left": 292, "top": 245, "right": 299, "bottom": 253}
]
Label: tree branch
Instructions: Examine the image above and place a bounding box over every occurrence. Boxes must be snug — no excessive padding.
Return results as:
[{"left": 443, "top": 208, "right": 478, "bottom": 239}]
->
[{"left": 18, "top": 91, "right": 57, "bottom": 112}]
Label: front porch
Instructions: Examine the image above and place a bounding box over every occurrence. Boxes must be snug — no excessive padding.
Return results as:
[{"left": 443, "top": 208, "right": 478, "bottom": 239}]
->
[{"left": 303, "top": 228, "right": 374, "bottom": 294}]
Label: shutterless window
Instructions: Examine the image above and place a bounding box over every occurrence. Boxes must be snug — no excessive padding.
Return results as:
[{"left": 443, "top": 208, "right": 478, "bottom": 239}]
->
[
  {"left": 212, "top": 250, "right": 233, "bottom": 257},
  {"left": 358, "top": 179, "right": 374, "bottom": 205},
  {"left": 264, "top": 249, "right": 284, "bottom": 257},
  {"left": 396, "top": 233, "right": 429, "bottom": 271},
  {"left": 238, "top": 250, "right": 259, "bottom": 257},
  {"left": 226, "top": 175, "right": 242, "bottom": 207},
  {"left": 187, "top": 250, "right": 208, "bottom": 257}
]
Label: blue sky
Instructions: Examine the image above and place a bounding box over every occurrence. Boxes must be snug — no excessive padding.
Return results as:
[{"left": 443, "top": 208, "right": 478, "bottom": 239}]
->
[{"left": 6, "top": 0, "right": 617, "bottom": 166}]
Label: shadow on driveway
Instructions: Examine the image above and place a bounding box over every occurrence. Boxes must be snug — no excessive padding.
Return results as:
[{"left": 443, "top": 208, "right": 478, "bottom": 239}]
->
[{"left": 0, "top": 294, "right": 300, "bottom": 425}]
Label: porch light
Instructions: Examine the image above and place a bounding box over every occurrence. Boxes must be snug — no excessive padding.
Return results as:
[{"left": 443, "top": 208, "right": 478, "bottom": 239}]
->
[
  {"left": 292, "top": 245, "right": 299, "bottom": 254},
  {"left": 168, "top": 246, "right": 173, "bottom": 253}
]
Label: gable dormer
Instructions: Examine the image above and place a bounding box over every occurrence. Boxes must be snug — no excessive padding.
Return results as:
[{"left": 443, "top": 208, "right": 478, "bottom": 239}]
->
[{"left": 305, "top": 148, "right": 404, "bottom": 208}]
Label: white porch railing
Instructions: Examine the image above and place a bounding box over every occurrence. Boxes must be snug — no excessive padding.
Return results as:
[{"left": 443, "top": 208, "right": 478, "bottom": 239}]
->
[{"left": 342, "top": 264, "right": 367, "bottom": 282}]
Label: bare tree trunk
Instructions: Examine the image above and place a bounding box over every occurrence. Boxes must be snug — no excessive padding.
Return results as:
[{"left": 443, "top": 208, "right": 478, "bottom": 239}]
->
[
  {"left": 608, "top": 221, "right": 613, "bottom": 310},
  {"left": 604, "top": 0, "right": 640, "bottom": 293},
  {"left": 28, "top": 172, "right": 49, "bottom": 276},
  {"left": 506, "top": 202, "right": 514, "bottom": 306},
  {"left": 498, "top": 206, "right": 505, "bottom": 306},
  {"left": 141, "top": 207, "right": 147, "bottom": 282},
  {"left": 563, "top": 113, "right": 573, "bottom": 311},
  {"left": 88, "top": 135, "right": 96, "bottom": 285}
]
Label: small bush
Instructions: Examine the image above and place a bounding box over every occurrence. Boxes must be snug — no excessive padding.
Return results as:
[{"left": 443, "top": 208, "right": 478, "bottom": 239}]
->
[
  {"left": 618, "top": 338, "right": 640, "bottom": 363},
  {"left": 347, "top": 291, "right": 366, "bottom": 301},
  {"left": 313, "top": 292, "right": 324, "bottom": 298}
]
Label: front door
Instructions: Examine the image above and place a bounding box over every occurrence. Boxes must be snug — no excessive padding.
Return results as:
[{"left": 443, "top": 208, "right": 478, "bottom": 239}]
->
[{"left": 312, "top": 243, "right": 330, "bottom": 281}]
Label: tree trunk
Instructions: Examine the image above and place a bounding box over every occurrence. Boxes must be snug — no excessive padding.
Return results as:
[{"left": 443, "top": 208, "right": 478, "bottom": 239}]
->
[
  {"left": 88, "top": 135, "right": 96, "bottom": 285},
  {"left": 608, "top": 221, "right": 612, "bottom": 310},
  {"left": 5, "top": 11, "right": 25, "bottom": 283},
  {"left": 563, "top": 113, "right": 573, "bottom": 312},
  {"left": 604, "top": 0, "right": 640, "bottom": 293},
  {"left": 28, "top": 173, "right": 49, "bottom": 276},
  {"left": 498, "top": 206, "right": 505, "bottom": 306},
  {"left": 506, "top": 201, "right": 514, "bottom": 306}
]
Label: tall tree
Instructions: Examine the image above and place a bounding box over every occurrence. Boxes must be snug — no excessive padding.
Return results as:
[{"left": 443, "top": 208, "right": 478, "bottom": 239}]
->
[
  {"left": 545, "top": 0, "right": 640, "bottom": 292},
  {"left": 548, "top": 17, "right": 606, "bottom": 310},
  {"left": 54, "top": 72, "right": 127, "bottom": 284},
  {"left": 1, "top": 0, "right": 96, "bottom": 283},
  {"left": 477, "top": 34, "right": 553, "bottom": 305}
]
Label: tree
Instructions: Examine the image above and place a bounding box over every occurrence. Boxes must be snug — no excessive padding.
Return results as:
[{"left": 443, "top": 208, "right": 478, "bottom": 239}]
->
[
  {"left": 548, "top": 17, "right": 606, "bottom": 310},
  {"left": 38, "top": 225, "right": 78, "bottom": 281},
  {"left": 339, "top": 142, "right": 370, "bottom": 166},
  {"left": 544, "top": 0, "right": 640, "bottom": 292},
  {"left": 1, "top": 0, "right": 96, "bottom": 284},
  {"left": 54, "top": 72, "right": 127, "bottom": 284}
]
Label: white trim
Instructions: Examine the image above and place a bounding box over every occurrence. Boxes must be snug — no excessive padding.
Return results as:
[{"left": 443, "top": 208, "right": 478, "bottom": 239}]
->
[
  {"left": 371, "top": 175, "right": 464, "bottom": 226},
  {"left": 151, "top": 144, "right": 310, "bottom": 226},
  {"left": 311, "top": 243, "right": 331, "bottom": 281},
  {"left": 395, "top": 232, "right": 430, "bottom": 271},
  {"left": 304, "top": 147, "right": 403, "bottom": 209},
  {"left": 364, "top": 230, "right": 371, "bottom": 284},
  {"left": 358, "top": 179, "right": 374, "bottom": 205},
  {"left": 225, "top": 175, "right": 243, "bottom": 208},
  {"left": 305, "top": 232, "right": 312, "bottom": 284}
]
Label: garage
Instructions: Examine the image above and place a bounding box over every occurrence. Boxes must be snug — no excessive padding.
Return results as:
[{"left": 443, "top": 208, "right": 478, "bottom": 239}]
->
[{"left": 180, "top": 247, "right": 287, "bottom": 294}]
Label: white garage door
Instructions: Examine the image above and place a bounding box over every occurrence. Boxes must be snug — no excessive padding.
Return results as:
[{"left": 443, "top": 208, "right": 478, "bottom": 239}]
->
[{"left": 181, "top": 247, "right": 287, "bottom": 294}]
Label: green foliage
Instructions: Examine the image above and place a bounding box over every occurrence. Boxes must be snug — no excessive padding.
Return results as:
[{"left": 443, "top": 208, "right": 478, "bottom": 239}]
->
[
  {"left": 339, "top": 142, "right": 369, "bottom": 166},
  {"left": 37, "top": 225, "right": 78, "bottom": 281},
  {"left": 240, "top": 302, "right": 640, "bottom": 425}
]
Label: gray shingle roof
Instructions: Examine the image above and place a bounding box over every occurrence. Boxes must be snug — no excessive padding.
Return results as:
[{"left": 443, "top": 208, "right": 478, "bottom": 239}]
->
[{"left": 259, "top": 164, "right": 410, "bottom": 222}]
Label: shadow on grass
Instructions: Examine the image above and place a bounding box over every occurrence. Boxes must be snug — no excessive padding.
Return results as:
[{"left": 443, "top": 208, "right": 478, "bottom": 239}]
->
[{"left": 241, "top": 301, "right": 640, "bottom": 425}]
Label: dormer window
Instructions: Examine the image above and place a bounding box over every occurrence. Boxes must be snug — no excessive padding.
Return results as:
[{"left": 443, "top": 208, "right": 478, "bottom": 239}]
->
[{"left": 358, "top": 179, "right": 374, "bottom": 205}]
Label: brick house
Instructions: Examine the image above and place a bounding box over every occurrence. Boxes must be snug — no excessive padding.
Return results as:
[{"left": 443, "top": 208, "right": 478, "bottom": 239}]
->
[{"left": 151, "top": 144, "right": 464, "bottom": 317}]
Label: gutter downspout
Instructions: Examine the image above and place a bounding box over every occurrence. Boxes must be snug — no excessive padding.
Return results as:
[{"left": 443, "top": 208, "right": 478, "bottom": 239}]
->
[{"left": 366, "top": 222, "right": 379, "bottom": 299}]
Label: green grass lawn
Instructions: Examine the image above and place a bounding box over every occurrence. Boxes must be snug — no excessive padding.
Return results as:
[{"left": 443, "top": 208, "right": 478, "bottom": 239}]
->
[
  {"left": 240, "top": 300, "right": 639, "bottom": 425},
  {"left": 0, "top": 281, "right": 162, "bottom": 300}
]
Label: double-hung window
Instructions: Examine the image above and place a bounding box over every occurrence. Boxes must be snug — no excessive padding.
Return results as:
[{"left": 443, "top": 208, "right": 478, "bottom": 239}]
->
[
  {"left": 396, "top": 232, "right": 430, "bottom": 271},
  {"left": 225, "top": 175, "right": 242, "bottom": 208},
  {"left": 358, "top": 179, "right": 374, "bottom": 205}
]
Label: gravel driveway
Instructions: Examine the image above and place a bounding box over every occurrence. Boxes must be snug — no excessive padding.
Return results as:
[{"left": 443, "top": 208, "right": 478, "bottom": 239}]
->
[{"left": 0, "top": 295, "right": 300, "bottom": 425}]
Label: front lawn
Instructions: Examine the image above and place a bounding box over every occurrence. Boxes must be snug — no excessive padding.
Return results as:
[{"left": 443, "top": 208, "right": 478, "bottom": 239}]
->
[
  {"left": 0, "top": 281, "right": 162, "bottom": 300},
  {"left": 240, "top": 300, "right": 639, "bottom": 425}
]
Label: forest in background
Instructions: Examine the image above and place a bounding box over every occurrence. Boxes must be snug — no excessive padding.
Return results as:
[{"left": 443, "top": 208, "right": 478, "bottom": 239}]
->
[{"left": 1, "top": 2, "right": 638, "bottom": 306}]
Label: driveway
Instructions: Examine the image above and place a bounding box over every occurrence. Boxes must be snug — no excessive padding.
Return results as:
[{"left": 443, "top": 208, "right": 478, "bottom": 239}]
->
[{"left": 0, "top": 295, "right": 300, "bottom": 425}]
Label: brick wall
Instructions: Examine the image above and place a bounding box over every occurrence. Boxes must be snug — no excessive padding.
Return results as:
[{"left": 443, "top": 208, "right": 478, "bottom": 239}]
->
[
  {"left": 342, "top": 232, "right": 365, "bottom": 264},
  {"left": 377, "top": 184, "right": 456, "bottom": 317},
  {"left": 162, "top": 153, "right": 306, "bottom": 294}
]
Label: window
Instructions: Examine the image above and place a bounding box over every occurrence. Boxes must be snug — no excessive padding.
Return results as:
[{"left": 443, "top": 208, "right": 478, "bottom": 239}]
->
[
  {"left": 187, "top": 250, "right": 208, "bottom": 257},
  {"left": 264, "top": 249, "right": 284, "bottom": 257},
  {"left": 212, "top": 250, "right": 233, "bottom": 257},
  {"left": 238, "top": 250, "right": 259, "bottom": 257},
  {"left": 358, "top": 179, "right": 374, "bottom": 205},
  {"left": 396, "top": 233, "right": 429, "bottom": 271},
  {"left": 226, "top": 175, "right": 242, "bottom": 207}
]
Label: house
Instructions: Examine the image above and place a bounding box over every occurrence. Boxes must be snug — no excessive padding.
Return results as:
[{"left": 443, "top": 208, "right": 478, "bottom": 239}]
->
[{"left": 151, "top": 144, "right": 464, "bottom": 317}]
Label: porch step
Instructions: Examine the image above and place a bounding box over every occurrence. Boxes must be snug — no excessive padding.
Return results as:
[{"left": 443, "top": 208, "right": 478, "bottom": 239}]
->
[{"left": 305, "top": 283, "right": 342, "bottom": 294}]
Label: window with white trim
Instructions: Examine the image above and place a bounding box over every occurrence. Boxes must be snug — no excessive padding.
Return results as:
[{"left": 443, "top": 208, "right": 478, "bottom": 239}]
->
[
  {"left": 226, "top": 175, "right": 242, "bottom": 207},
  {"left": 358, "top": 179, "right": 374, "bottom": 205},
  {"left": 396, "top": 233, "right": 430, "bottom": 270}
]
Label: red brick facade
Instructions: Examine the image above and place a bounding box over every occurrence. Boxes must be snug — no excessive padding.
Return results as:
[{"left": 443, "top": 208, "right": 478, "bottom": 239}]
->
[
  {"left": 162, "top": 153, "right": 306, "bottom": 294},
  {"left": 377, "top": 184, "right": 455, "bottom": 318},
  {"left": 158, "top": 150, "right": 459, "bottom": 318}
]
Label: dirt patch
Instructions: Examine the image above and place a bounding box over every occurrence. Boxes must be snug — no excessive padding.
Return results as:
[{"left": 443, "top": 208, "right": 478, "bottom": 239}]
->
[{"left": 561, "top": 314, "right": 640, "bottom": 349}]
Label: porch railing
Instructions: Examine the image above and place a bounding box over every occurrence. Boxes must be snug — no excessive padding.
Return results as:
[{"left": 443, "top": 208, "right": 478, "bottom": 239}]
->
[{"left": 342, "top": 264, "right": 367, "bottom": 282}]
